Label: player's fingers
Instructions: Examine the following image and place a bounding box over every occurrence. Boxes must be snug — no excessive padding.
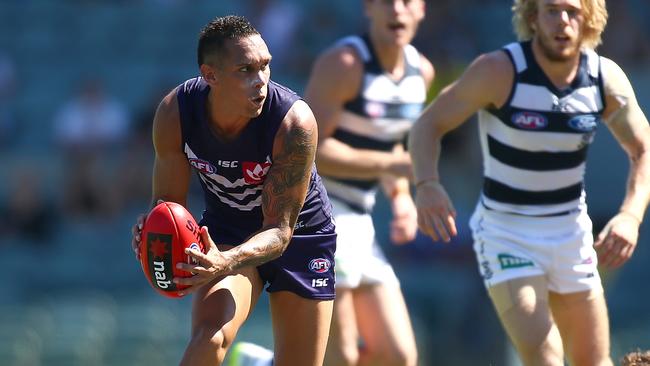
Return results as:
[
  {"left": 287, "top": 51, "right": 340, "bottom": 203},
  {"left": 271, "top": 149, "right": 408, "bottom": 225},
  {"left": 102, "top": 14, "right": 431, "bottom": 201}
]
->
[
  {"left": 421, "top": 212, "right": 440, "bottom": 242},
  {"left": 201, "top": 226, "right": 219, "bottom": 252},
  {"left": 432, "top": 215, "right": 450, "bottom": 242},
  {"left": 598, "top": 236, "right": 616, "bottom": 267},
  {"left": 593, "top": 227, "right": 609, "bottom": 249},
  {"left": 176, "top": 263, "right": 208, "bottom": 275},
  {"left": 444, "top": 213, "right": 457, "bottom": 237}
]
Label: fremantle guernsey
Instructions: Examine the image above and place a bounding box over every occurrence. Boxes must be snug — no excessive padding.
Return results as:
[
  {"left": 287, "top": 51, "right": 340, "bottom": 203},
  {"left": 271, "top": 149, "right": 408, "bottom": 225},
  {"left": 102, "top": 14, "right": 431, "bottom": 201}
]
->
[
  {"left": 322, "top": 35, "right": 427, "bottom": 213},
  {"left": 478, "top": 41, "right": 606, "bottom": 216},
  {"left": 177, "top": 77, "right": 333, "bottom": 244}
]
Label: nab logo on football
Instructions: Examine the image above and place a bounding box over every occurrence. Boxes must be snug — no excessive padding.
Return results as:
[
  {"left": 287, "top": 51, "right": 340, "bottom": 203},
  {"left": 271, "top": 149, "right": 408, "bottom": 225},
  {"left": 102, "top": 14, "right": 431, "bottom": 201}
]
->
[
  {"left": 189, "top": 158, "right": 216, "bottom": 174},
  {"left": 512, "top": 111, "right": 548, "bottom": 130},
  {"left": 242, "top": 161, "right": 271, "bottom": 184},
  {"left": 309, "top": 258, "right": 331, "bottom": 273}
]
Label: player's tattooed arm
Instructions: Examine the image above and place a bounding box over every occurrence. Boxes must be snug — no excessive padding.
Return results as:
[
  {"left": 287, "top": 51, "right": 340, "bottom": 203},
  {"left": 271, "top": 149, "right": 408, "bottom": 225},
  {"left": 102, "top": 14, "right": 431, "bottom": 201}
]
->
[{"left": 226, "top": 100, "right": 317, "bottom": 269}]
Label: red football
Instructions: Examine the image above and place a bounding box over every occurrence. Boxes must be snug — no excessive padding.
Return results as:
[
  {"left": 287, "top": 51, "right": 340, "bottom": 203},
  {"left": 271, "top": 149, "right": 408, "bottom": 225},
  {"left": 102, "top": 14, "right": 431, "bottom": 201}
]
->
[{"left": 139, "top": 201, "right": 205, "bottom": 298}]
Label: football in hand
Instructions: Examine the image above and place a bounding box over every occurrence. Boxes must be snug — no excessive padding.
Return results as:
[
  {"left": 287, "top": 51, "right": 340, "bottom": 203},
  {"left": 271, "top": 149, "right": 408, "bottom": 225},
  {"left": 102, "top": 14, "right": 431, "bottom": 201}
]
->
[{"left": 139, "top": 201, "right": 205, "bottom": 298}]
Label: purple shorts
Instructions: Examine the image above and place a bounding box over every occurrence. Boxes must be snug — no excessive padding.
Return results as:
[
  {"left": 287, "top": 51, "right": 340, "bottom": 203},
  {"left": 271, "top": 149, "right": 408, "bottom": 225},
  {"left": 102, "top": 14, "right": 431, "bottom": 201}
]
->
[{"left": 258, "top": 229, "right": 336, "bottom": 300}]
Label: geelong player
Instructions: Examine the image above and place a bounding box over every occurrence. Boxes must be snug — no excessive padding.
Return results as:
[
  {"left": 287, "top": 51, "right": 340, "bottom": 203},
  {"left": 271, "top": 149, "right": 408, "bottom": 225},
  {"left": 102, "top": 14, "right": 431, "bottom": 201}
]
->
[
  {"left": 131, "top": 15, "right": 336, "bottom": 366},
  {"left": 409, "top": 0, "right": 650, "bottom": 365}
]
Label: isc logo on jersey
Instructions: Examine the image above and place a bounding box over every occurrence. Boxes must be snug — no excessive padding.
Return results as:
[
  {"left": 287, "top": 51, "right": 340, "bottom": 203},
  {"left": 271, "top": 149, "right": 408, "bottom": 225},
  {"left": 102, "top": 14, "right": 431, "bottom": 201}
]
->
[
  {"left": 512, "top": 111, "right": 548, "bottom": 130},
  {"left": 568, "top": 115, "right": 598, "bottom": 132},
  {"left": 189, "top": 158, "right": 216, "bottom": 174},
  {"left": 309, "top": 258, "right": 331, "bottom": 273}
]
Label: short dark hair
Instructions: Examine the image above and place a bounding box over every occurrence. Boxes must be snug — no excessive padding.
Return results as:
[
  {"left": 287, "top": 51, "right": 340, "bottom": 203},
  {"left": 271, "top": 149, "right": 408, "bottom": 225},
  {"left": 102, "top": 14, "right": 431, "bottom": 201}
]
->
[{"left": 197, "top": 15, "right": 260, "bottom": 67}]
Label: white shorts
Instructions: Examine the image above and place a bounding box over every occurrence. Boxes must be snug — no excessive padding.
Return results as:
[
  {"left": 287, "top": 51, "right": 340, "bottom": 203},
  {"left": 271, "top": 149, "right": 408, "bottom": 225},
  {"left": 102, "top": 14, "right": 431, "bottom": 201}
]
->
[
  {"left": 469, "top": 203, "right": 602, "bottom": 294},
  {"left": 330, "top": 197, "right": 399, "bottom": 289}
]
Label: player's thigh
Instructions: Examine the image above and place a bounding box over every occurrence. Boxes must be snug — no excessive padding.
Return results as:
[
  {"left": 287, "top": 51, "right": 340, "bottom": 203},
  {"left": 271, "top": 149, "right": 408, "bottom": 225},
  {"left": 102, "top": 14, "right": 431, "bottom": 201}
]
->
[
  {"left": 324, "top": 287, "right": 359, "bottom": 364},
  {"left": 190, "top": 256, "right": 264, "bottom": 347},
  {"left": 269, "top": 290, "right": 334, "bottom": 366},
  {"left": 549, "top": 289, "right": 611, "bottom": 365},
  {"left": 487, "top": 275, "right": 557, "bottom": 346},
  {"left": 329, "top": 287, "right": 359, "bottom": 345},
  {"left": 352, "top": 283, "right": 417, "bottom": 356}
]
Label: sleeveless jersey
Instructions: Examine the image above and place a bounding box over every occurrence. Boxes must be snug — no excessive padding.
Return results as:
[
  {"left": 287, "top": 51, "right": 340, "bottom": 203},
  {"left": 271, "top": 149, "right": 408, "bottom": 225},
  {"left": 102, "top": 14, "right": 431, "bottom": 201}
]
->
[
  {"left": 478, "top": 41, "right": 605, "bottom": 216},
  {"left": 322, "top": 35, "right": 427, "bottom": 213},
  {"left": 176, "top": 77, "right": 333, "bottom": 243}
]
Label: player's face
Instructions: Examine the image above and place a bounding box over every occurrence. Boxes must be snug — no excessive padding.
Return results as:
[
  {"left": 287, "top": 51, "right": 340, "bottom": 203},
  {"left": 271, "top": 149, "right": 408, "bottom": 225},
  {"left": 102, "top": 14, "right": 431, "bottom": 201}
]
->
[
  {"left": 532, "top": 0, "right": 584, "bottom": 61},
  {"left": 365, "top": 0, "right": 425, "bottom": 46},
  {"left": 215, "top": 35, "right": 271, "bottom": 118}
]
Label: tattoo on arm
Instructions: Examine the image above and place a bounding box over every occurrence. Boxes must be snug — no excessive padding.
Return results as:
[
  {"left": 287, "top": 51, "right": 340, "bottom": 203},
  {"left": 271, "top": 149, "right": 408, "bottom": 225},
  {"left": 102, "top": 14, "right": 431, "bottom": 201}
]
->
[{"left": 227, "top": 121, "right": 316, "bottom": 269}]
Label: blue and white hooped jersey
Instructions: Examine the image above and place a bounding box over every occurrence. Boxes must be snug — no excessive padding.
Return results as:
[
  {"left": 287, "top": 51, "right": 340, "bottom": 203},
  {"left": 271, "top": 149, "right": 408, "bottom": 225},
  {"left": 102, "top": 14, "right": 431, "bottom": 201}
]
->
[
  {"left": 176, "top": 77, "right": 333, "bottom": 243},
  {"left": 478, "top": 41, "right": 606, "bottom": 216},
  {"left": 323, "top": 35, "right": 427, "bottom": 213}
]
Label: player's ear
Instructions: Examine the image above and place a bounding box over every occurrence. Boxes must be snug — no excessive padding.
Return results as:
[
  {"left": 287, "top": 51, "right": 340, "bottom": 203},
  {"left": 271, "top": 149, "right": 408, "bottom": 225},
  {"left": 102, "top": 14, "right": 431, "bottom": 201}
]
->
[{"left": 199, "top": 64, "right": 218, "bottom": 84}]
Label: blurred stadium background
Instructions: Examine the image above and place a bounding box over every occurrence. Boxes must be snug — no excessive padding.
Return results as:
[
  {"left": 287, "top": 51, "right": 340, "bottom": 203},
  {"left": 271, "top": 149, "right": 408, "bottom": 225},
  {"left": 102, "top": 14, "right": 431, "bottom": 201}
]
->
[{"left": 0, "top": 1, "right": 648, "bottom": 365}]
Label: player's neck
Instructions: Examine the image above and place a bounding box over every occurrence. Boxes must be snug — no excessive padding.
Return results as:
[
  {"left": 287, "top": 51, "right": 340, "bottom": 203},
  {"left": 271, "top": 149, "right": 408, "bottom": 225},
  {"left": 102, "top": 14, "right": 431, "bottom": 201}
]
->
[
  {"left": 206, "top": 92, "right": 249, "bottom": 140},
  {"left": 368, "top": 33, "right": 405, "bottom": 80},
  {"left": 531, "top": 39, "right": 581, "bottom": 90}
]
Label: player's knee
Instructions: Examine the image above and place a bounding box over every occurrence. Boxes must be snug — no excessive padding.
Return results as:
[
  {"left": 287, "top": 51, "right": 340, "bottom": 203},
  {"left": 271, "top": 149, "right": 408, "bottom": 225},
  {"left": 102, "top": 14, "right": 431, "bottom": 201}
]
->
[
  {"left": 366, "top": 344, "right": 417, "bottom": 366},
  {"left": 570, "top": 348, "right": 612, "bottom": 366},
  {"left": 325, "top": 342, "right": 358, "bottom": 366},
  {"left": 190, "top": 325, "right": 230, "bottom": 354}
]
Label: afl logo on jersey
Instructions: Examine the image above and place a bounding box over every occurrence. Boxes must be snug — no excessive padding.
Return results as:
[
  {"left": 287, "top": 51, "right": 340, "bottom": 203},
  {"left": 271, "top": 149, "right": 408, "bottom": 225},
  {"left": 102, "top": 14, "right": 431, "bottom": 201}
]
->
[
  {"left": 512, "top": 111, "right": 548, "bottom": 130},
  {"left": 365, "top": 102, "right": 387, "bottom": 118},
  {"left": 189, "top": 158, "right": 216, "bottom": 174},
  {"left": 568, "top": 115, "right": 598, "bottom": 132},
  {"left": 308, "top": 258, "right": 331, "bottom": 273}
]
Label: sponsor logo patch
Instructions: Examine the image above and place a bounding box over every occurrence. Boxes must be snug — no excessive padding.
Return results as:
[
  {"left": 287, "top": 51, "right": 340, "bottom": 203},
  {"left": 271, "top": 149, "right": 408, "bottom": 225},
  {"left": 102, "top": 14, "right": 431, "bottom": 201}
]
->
[
  {"left": 146, "top": 233, "right": 176, "bottom": 291},
  {"left": 242, "top": 161, "right": 272, "bottom": 184},
  {"left": 567, "top": 114, "right": 598, "bottom": 132},
  {"left": 512, "top": 111, "right": 548, "bottom": 130},
  {"left": 308, "top": 258, "right": 332, "bottom": 273},
  {"left": 498, "top": 253, "right": 534, "bottom": 269}
]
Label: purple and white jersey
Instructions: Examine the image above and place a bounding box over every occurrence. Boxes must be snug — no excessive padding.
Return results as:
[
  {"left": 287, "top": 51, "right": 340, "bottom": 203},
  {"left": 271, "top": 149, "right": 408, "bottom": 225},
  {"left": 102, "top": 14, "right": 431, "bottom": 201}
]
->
[{"left": 177, "top": 77, "right": 334, "bottom": 244}]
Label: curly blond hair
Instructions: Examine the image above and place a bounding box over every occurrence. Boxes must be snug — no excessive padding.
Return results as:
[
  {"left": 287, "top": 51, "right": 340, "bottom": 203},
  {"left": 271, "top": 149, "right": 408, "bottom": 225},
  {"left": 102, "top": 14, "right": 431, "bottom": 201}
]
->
[
  {"left": 622, "top": 350, "right": 650, "bottom": 366},
  {"left": 511, "top": 0, "right": 608, "bottom": 49}
]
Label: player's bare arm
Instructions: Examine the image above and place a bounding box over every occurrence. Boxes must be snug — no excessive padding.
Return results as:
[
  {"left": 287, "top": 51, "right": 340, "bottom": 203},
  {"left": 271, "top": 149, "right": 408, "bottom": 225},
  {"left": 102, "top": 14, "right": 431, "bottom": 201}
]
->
[
  {"left": 226, "top": 100, "right": 317, "bottom": 264},
  {"left": 594, "top": 57, "right": 650, "bottom": 268},
  {"left": 409, "top": 50, "right": 512, "bottom": 242},
  {"left": 131, "top": 88, "right": 191, "bottom": 259},
  {"left": 306, "top": 46, "right": 411, "bottom": 179}
]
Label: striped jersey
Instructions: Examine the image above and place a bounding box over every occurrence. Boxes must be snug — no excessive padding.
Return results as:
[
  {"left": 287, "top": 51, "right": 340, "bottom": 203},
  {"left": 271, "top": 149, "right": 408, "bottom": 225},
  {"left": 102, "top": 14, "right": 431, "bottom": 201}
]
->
[
  {"left": 176, "top": 77, "right": 333, "bottom": 244},
  {"left": 323, "top": 35, "right": 427, "bottom": 212},
  {"left": 478, "top": 41, "right": 605, "bottom": 216}
]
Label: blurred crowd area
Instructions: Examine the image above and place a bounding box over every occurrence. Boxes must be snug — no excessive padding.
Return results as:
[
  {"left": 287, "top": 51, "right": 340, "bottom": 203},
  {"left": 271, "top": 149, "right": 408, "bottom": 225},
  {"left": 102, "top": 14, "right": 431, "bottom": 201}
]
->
[{"left": 0, "top": 1, "right": 649, "bottom": 365}]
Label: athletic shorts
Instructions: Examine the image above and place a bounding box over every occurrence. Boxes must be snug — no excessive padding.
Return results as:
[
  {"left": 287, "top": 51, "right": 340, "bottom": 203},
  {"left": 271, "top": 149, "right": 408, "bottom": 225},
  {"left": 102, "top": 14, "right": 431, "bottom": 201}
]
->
[
  {"left": 330, "top": 197, "right": 399, "bottom": 289},
  {"left": 469, "top": 203, "right": 602, "bottom": 294},
  {"left": 257, "top": 221, "right": 337, "bottom": 300}
]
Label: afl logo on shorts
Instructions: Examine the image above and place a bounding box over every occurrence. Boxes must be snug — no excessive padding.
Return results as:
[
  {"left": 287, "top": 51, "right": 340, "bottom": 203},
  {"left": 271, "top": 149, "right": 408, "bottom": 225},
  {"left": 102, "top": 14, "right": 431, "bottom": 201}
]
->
[
  {"left": 309, "top": 258, "right": 331, "bottom": 273},
  {"left": 512, "top": 111, "right": 547, "bottom": 130},
  {"left": 568, "top": 114, "right": 598, "bottom": 132}
]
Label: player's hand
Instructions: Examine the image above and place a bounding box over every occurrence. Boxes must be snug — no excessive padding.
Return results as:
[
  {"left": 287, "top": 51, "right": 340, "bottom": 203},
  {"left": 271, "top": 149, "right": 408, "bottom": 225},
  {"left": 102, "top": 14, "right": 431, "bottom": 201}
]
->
[
  {"left": 390, "top": 193, "right": 418, "bottom": 244},
  {"left": 132, "top": 199, "right": 164, "bottom": 260},
  {"left": 131, "top": 214, "right": 146, "bottom": 261},
  {"left": 174, "top": 226, "right": 233, "bottom": 295},
  {"left": 414, "top": 180, "right": 457, "bottom": 242},
  {"left": 594, "top": 212, "right": 640, "bottom": 268}
]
